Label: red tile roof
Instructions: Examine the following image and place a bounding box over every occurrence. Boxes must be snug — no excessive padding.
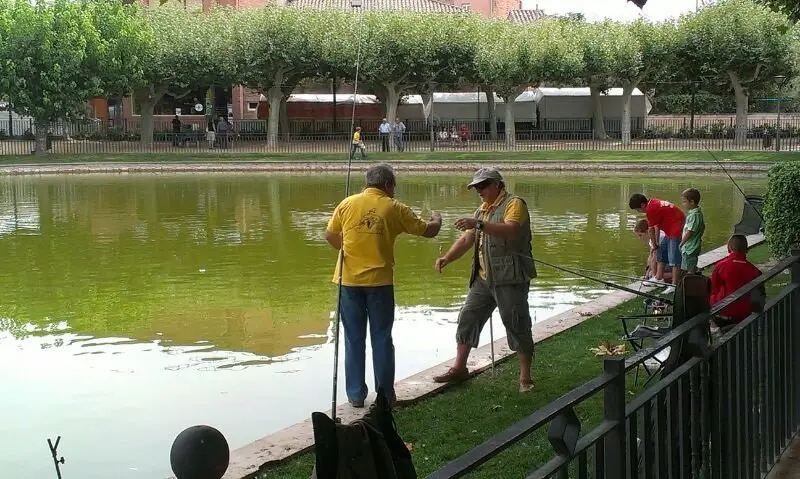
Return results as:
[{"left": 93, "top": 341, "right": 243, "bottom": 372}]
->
[{"left": 506, "top": 8, "right": 546, "bottom": 23}]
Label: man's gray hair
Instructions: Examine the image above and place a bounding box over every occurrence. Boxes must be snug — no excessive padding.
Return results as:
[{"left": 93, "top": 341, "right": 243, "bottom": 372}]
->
[{"left": 365, "top": 164, "right": 396, "bottom": 189}]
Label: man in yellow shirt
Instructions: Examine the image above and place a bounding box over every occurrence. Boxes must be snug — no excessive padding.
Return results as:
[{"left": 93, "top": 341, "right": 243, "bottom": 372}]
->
[
  {"left": 325, "top": 164, "right": 442, "bottom": 407},
  {"left": 350, "top": 126, "right": 366, "bottom": 160},
  {"left": 433, "top": 167, "right": 537, "bottom": 393}
]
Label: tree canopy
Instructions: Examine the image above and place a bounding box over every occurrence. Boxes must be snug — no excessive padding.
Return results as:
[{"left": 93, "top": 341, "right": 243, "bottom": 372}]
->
[{"left": 0, "top": 0, "right": 794, "bottom": 148}]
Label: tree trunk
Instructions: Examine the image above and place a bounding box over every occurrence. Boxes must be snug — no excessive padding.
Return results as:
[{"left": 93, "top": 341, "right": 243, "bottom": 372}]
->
[
  {"left": 590, "top": 85, "right": 608, "bottom": 140},
  {"left": 266, "top": 86, "right": 283, "bottom": 147},
  {"left": 422, "top": 91, "right": 435, "bottom": 152},
  {"left": 621, "top": 82, "right": 635, "bottom": 145},
  {"left": 138, "top": 100, "right": 156, "bottom": 145},
  {"left": 486, "top": 86, "right": 498, "bottom": 140},
  {"left": 134, "top": 87, "right": 166, "bottom": 145},
  {"left": 279, "top": 97, "right": 289, "bottom": 141},
  {"left": 728, "top": 71, "right": 749, "bottom": 147},
  {"left": 500, "top": 88, "right": 524, "bottom": 148},
  {"left": 33, "top": 118, "right": 49, "bottom": 155},
  {"left": 384, "top": 83, "right": 402, "bottom": 152}
]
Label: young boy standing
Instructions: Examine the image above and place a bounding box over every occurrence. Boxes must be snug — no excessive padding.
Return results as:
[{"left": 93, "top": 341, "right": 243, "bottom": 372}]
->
[
  {"left": 629, "top": 193, "right": 686, "bottom": 293},
  {"left": 679, "top": 188, "right": 706, "bottom": 279}
]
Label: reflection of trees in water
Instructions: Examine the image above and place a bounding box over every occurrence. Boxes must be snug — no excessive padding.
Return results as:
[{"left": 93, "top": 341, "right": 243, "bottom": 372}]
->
[{"left": 0, "top": 174, "right": 766, "bottom": 358}]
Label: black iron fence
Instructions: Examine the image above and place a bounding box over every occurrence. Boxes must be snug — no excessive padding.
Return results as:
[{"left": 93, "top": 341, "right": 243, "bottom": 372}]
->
[
  {"left": 2, "top": 116, "right": 800, "bottom": 155},
  {"left": 429, "top": 252, "right": 800, "bottom": 479}
]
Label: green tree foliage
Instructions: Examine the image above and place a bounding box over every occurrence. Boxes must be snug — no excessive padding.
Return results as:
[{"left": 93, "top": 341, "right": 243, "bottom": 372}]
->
[
  {"left": 677, "top": 0, "right": 793, "bottom": 145},
  {"left": 134, "top": 4, "right": 241, "bottom": 145},
  {"left": 477, "top": 19, "right": 582, "bottom": 147},
  {"left": 0, "top": 0, "right": 148, "bottom": 154},
  {"left": 764, "top": 160, "right": 800, "bottom": 257},
  {"left": 574, "top": 20, "right": 639, "bottom": 140},
  {"left": 239, "top": 7, "right": 330, "bottom": 146},
  {"left": 758, "top": 0, "right": 800, "bottom": 21},
  {"left": 618, "top": 20, "right": 679, "bottom": 144}
]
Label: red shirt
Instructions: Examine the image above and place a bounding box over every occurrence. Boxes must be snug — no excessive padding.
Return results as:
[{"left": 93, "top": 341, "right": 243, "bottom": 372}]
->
[
  {"left": 645, "top": 198, "right": 686, "bottom": 239},
  {"left": 710, "top": 252, "right": 762, "bottom": 322}
]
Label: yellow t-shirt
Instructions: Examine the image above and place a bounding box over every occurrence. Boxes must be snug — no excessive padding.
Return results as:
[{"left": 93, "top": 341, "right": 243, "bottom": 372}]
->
[
  {"left": 473, "top": 190, "right": 528, "bottom": 279},
  {"left": 327, "top": 188, "right": 428, "bottom": 287},
  {"left": 352, "top": 131, "right": 361, "bottom": 143}
]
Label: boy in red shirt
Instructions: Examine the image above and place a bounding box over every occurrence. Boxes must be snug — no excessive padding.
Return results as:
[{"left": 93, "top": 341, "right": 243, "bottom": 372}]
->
[
  {"left": 710, "top": 235, "right": 762, "bottom": 329},
  {"left": 629, "top": 193, "right": 686, "bottom": 291}
]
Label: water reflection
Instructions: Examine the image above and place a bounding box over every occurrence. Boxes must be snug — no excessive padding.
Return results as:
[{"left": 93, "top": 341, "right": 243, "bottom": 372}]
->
[{"left": 0, "top": 173, "right": 765, "bottom": 478}]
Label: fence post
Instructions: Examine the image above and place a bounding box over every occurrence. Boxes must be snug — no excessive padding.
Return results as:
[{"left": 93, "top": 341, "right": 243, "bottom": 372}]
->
[
  {"left": 603, "top": 356, "right": 627, "bottom": 478},
  {"left": 792, "top": 250, "right": 800, "bottom": 427}
]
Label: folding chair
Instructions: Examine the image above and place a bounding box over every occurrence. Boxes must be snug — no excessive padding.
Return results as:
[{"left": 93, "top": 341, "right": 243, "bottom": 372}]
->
[{"left": 620, "top": 273, "right": 712, "bottom": 387}]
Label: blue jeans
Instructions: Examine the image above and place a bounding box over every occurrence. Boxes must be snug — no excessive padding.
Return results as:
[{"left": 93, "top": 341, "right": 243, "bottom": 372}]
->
[
  {"left": 339, "top": 285, "right": 395, "bottom": 402},
  {"left": 661, "top": 237, "right": 681, "bottom": 268}
]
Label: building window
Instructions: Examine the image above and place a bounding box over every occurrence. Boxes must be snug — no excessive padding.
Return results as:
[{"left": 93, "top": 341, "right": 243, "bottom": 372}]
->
[
  {"left": 462, "top": 3, "right": 471, "bottom": 10},
  {"left": 247, "top": 102, "right": 259, "bottom": 111}
]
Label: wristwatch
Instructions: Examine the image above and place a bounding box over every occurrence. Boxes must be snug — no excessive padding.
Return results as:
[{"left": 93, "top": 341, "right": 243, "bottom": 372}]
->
[{"left": 476, "top": 220, "right": 485, "bottom": 230}]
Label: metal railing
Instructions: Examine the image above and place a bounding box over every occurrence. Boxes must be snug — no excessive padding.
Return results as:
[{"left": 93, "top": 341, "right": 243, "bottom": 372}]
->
[
  {"left": 429, "top": 252, "right": 800, "bottom": 479},
  {"left": 2, "top": 117, "right": 800, "bottom": 156}
]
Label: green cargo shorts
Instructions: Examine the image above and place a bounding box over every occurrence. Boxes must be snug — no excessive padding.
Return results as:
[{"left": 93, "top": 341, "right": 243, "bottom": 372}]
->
[
  {"left": 681, "top": 252, "right": 699, "bottom": 273},
  {"left": 455, "top": 277, "right": 534, "bottom": 355}
]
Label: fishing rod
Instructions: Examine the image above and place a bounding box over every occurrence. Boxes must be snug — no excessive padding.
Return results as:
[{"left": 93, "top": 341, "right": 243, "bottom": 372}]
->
[
  {"left": 562, "top": 264, "right": 672, "bottom": 288},
  {"left": 704, "top": 147, "right": 765, "bottom": 222},
  {"left": 329, "top": 1, "right": 366, "bottom": 423},
  {"left": 533, "top": 257, "right": 674, "bottom": 305},
  {"left": 47, "top": 436, "right": 65, "bottom": 479}
]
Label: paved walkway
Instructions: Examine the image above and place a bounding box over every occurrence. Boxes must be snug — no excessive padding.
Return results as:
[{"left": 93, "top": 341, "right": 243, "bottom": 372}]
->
[{"left": 768, "top": 435, "right": 800, "bottom": 478}]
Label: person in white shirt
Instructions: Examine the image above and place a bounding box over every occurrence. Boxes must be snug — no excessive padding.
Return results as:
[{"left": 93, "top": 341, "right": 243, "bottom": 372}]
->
[{"left": 378, "top": 118, "right": 391, "bottom": 152}]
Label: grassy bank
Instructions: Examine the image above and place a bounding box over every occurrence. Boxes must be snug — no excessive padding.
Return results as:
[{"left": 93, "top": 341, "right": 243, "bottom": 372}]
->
[
  {"left": 0, "top": 150, "right": 797, "bottom": 165},
  {"left": 257, "top": 244, "right": 781, "bottom": 479}
]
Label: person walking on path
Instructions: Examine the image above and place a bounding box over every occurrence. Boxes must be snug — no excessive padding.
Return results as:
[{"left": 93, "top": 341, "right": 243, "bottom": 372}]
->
[
  {"left": 432, "top": 167, "right": 537, "bottom": 393},
  {"left": 325, "top": 164, "right": 442, "bottom": 408}
]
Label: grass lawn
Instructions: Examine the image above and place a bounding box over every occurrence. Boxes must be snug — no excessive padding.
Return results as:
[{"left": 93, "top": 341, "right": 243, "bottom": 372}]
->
[
  {"left": 256, "top": 243, "right": 783, "bottom": 479},
  {"left": 256, "top": 297, "right": 649, "bottom": 479},
  {"left": 0, "top": 150, "right": 797, "bottom": 165}
]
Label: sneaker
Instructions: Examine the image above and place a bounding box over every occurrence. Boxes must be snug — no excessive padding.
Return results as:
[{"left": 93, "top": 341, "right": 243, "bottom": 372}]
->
[
  {"left": 349, "top": 399, "right": 365, "bottom": 408},
  {"left": 432, "top": 367, "right": 470, "bottom": 384}
]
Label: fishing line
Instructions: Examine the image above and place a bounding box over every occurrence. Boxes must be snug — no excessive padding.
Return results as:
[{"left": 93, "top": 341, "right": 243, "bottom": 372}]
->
[
  {"left": 704, "top": 148, "right": 765, "bottom": 222},
  {"left": 561, "top": 264, "right": 671, "bottom": 288},
  {"left": 330, "top": 2, "right": 366, "bottom": 423},
  {"left": 532, "top": 257, "right": 673, "bottom": 305}
]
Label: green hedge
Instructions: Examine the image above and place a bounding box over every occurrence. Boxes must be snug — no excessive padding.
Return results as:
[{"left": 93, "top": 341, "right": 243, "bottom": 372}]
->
[{"left": 764, "top": 160, "right": 800, "bottom": 257}]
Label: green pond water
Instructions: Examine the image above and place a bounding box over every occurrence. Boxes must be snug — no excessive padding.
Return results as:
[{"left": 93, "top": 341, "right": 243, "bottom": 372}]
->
[{"left": 0, "top": 172, "right": 765, "bottom": 478}]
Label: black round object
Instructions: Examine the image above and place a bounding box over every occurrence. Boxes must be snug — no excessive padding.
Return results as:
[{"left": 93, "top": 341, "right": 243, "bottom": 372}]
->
[{"left": 170, "top": 425, "right": 230, "bottom": 479}]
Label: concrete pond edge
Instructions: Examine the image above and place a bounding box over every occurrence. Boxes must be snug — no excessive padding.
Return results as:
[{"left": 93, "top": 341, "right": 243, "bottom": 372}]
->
[
  {"left": 0, "top": 160, "right": 772, "bottom": 177},
  {"left": 216, "top": 233, "right": 765, "bottom": 479}
]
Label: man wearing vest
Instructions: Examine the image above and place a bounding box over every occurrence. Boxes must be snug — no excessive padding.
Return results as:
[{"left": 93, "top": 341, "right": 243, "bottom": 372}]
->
[{"left": 433, "top": 168, "right": 536, "bottom": 393}]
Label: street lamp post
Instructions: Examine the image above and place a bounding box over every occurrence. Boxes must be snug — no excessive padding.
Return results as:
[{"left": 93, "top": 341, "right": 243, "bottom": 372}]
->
[{"left": 775, "top": 75, "right": 787, "bottom": 152}]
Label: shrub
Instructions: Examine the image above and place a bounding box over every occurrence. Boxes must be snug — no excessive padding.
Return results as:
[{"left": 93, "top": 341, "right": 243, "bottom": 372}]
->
[{"left": 764, "top": 160, "right": 800, "bottom": 257}]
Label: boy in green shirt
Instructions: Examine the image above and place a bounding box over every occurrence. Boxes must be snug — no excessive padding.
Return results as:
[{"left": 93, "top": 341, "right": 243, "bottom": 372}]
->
[{"left": 679, "top": 188, "right": 706, "bottom": 277}]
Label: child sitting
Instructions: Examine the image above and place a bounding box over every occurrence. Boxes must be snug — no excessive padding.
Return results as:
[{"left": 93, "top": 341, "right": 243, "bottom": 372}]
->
[
  {"left": 679, "top": 188, "right": 706, "bottom": 275},
  {"left": 634, "top": 219, "right": 672, "bottom": 283},
  {"left": 710, "top": 235, "right": 762, "bottom": 330}
]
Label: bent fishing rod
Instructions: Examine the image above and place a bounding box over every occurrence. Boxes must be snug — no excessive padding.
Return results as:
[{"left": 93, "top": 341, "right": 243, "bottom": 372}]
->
[
  {"left": 329, "top": 2, "right": 366, "bottom": 423},
  {"left": 704, "top": 147, "right": 765, "bottom": 222},
  {"left": 532, "top": 257, "right": 674, "bottom": 305}
]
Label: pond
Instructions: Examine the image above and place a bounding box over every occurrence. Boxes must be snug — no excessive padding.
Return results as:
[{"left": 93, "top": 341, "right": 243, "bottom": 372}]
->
[{"left": 0, "top": 172, "right": 765, "bottom": 478}]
